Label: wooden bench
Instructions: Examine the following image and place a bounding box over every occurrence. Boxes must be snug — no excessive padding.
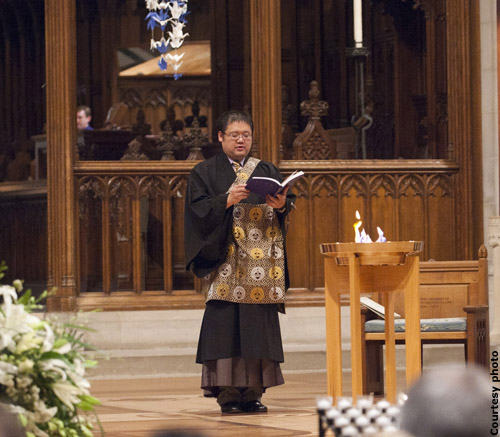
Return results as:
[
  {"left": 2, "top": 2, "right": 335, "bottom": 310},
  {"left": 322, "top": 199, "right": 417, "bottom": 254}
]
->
[{"left": 361, "top": 245, "right": 489, "bottom": 395}]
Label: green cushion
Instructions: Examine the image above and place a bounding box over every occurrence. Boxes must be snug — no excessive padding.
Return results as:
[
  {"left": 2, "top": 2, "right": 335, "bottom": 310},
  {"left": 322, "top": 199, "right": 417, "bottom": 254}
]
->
[{"left": 365, "top": 317, "right": 466, "bottom": 333}]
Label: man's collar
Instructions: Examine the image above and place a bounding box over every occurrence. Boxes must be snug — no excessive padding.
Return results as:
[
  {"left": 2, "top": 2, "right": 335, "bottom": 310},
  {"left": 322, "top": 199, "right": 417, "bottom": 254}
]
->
[{"left": 227, "top": 156, "right": 246, "bottom": 166}]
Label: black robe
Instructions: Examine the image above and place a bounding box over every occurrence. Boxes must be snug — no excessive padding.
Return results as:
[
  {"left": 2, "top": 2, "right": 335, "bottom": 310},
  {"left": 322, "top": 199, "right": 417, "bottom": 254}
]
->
[
  {"left": 184, "top": 151, "right": 295, "bottom": 283},
  {"left": 184, "top": 152, "right": 296, "bottom": 364}
]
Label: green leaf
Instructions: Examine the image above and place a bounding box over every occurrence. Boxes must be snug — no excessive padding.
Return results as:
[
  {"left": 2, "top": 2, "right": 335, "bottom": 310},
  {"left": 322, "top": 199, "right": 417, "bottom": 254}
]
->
[
  {"left": 63, "top": 323, "right": 96, "bottom": 333},
  {"left": 40, "top": 351, "right": 67, "bottom": 361},
  {"left": 81, "top": 425, "right": 94, "bottom": 437},
  {"left": 53, "top": 338, "right": 69, "bottom": 349},
  {"left": 84, "top": 359, "right": 98, "bottom": 368},
  {"left": 18, "top": 413, "right": 28, "bottom": 426},
  {"left": 17, "top": 288, "right": 32, "bottom": 305},
  {"left": 80, "top": 394, "right": 101, "bottom": 405},
  {"left": 76, "top": 401, "right": 94, "bottom": 411},
  {"left": 0, "top": 260, "right": 7, "bottom": 279}
]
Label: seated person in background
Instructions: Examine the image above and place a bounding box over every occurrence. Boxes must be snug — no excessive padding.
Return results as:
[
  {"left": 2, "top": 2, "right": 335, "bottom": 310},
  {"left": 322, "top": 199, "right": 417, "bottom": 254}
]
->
[
  {"left": 77, "top": 105, "right": 93, "bottom": 131},
  {"left": 400, "top": 366, "right": 490, "bottom": 437},
  {"left": 0, "top": 406, "right": 25, "bottom": 437}
]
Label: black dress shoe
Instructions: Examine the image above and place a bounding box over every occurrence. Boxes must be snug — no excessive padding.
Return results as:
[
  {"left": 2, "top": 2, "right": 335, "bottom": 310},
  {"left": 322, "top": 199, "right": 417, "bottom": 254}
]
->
[
  {"left": 220, "top": 401, "right": 243, "bottom": 414},
  {"left": 242, "top": 400, "right": 268, "bottom": 413}
]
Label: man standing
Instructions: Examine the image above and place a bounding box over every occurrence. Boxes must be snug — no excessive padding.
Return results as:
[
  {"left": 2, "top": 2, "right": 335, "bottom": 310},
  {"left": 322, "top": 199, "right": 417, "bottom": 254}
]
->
[
  {"left": 184, "top": 110, "right": 296, "bottom": 415},
  {"left": 76, "top": 105, "right": 93, "bottom": 130}
]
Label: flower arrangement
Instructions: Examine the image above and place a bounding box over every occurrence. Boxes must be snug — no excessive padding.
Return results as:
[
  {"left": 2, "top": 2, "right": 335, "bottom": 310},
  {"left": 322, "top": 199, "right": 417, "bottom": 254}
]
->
[{"left": 0, "top": 262, "right": 102, "bottom": 437}]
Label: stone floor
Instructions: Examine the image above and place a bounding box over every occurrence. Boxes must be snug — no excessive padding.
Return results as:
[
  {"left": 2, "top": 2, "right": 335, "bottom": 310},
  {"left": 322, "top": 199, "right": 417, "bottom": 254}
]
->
[{"left": 91, "top": 372, "right": 335, "bottom": 436}]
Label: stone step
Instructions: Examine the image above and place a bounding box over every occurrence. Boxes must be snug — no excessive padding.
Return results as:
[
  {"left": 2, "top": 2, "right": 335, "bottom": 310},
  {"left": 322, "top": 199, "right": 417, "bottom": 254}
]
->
[{"left": 80, "top": 307, "right": 467, "bottom": 380}]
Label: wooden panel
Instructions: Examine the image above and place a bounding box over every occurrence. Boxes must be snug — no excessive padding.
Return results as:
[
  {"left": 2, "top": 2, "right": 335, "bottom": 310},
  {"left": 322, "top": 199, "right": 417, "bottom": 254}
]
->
[
  {"left": 426, "top": 176, "right": 455, "bottom": 260},
  {"left": 393, "top": 284, "right": 469, "bottom": 318},
  {"left": 397, "top": 175, "right": 425, "bottom": 252},
  {"left": 0, "top": 156, "right": 474, "bottom": 311},
  {"left": 311, "top": 175, "right": 339, "bottom": 290},
  {"left": 340, "top": 175, "right": 367, "bottom": 242},
  {"left": 369, "top": 176, "right": 396, "bottom": 242},
  {"left": 0, "top": 192, "right": 47, "bottom": 295},
  {"left": 286, "top": 177, "right": 309, "bottom": 291}
]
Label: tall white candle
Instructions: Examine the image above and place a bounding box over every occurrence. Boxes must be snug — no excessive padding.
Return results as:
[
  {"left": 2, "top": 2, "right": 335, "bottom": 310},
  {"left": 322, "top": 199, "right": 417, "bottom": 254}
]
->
[{"left": 354, "top": 0, "right": 363, "bottom": 47}]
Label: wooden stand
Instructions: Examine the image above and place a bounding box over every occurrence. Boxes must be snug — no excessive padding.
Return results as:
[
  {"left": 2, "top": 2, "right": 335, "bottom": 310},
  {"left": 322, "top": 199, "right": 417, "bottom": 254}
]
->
[{"left": 320, "top": 241, "right": 423, "bottom": 402}]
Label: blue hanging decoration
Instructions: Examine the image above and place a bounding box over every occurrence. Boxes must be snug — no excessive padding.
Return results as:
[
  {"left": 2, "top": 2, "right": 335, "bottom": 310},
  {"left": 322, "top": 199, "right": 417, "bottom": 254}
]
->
[{"left": 145, "top": 0, "right": 189, "bottom": 79}]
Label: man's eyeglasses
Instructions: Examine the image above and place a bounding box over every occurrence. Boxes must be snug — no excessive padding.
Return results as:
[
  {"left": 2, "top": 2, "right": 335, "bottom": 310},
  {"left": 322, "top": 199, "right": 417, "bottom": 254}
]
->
[{"left": 223, "top": 131, "right": 252, "bottom": 141}]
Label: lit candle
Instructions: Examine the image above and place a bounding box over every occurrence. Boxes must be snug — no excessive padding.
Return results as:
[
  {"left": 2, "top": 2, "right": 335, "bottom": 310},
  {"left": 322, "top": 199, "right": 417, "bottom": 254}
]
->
[{"left": 354, "top": 0, "right": 363, "bottom": 48}]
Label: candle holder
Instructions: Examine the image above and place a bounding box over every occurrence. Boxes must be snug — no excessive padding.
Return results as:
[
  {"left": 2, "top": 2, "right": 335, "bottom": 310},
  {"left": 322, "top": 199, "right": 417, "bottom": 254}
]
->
[{"left": 347, "top": 45, "right": 371, "bottom": 159}]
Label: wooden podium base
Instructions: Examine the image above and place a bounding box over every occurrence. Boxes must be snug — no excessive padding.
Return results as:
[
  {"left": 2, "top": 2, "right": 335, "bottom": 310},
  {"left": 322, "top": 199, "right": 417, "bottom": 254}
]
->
[{"left": 320, "top": 241, "right": 423, "bottom": 402}]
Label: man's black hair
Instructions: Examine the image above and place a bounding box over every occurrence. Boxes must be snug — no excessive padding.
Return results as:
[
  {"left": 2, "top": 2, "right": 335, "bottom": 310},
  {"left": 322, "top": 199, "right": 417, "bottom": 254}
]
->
[{"left": 216, "top": 110, "right": 254, "bottom": 134}]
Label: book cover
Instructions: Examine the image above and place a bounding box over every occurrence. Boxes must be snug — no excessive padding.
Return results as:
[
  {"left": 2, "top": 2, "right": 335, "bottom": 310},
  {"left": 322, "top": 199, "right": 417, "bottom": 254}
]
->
[
  {"left": 245, "top": 170, "right": 304, "bottom": 197},
  {"left": 360, "top": 296, "right": 401, "bottom": 319}
]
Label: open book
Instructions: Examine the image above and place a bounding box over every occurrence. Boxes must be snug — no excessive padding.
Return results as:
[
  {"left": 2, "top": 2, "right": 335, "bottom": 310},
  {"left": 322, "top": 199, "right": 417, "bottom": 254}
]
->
[
  {"left": 360, "top": 297, "right": 401, "bottom": 320},
  {"left": 245, "top": 170, "right": 304, "bottom": 197}
]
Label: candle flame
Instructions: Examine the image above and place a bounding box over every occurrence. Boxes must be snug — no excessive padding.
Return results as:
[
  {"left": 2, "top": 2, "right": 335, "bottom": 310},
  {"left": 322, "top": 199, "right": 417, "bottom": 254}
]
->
[{"left": 376, "top": 226, "right": 387, "bottom": 243}]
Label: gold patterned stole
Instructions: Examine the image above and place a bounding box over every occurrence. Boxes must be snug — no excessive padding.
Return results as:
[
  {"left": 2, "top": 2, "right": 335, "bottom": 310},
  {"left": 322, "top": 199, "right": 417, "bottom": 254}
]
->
[{"left": 205, "top": 157, "right": 286, "bottom": 305}]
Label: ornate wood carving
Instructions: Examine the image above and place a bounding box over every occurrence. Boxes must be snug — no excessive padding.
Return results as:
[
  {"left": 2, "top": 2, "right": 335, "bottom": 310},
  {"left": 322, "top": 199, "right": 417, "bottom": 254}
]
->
[{"left": 293, "top": 81, "right": 336, "bottom": 160}]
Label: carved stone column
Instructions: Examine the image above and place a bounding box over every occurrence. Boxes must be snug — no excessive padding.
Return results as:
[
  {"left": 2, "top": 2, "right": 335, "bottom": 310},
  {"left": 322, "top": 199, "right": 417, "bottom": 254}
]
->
[
  {"left": 250, "top": 0, "right": 281, "bottom": 165},
  {"left": 45, "top": 0, "right": 77, "bottom": 311},
  {"left": 489, "top": 217, "right": 500, "bottom": 346}
]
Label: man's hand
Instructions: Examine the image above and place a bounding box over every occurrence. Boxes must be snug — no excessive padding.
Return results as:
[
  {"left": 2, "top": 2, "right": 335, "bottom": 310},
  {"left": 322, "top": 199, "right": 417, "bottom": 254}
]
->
[
  {"left": 266, "top": 186, "right": 289, "bottom": 210},
  {"left": 227, "top": 184, "right": 250, "bottom": 208}
]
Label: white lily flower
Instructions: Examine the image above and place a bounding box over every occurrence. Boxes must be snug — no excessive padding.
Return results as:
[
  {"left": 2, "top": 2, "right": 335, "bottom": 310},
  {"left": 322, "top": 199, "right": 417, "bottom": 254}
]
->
[
  {"left": 16, "top": 330, "right": 43, "bottom": 354},
  {"left": 39, "top": 358, "right": 70, "bottom": 381},
  {"left": 16, "top": 374, "right": 33, "bottom": 389},
  {"left": 40, "top": 323, "right": 55, "bottom": 353},
  {"left": 12, "top": 279, "right": 23, "bottom": 292},
  {"left": 52, "top": 380, "right": 83, "bottom": 411},
  {"left": 54, "top": 342, "right": 72, "bottom": 354},
  {"left": 0, "top": 361, "right": 17, "bottom": 386},
  {"left": 18, "top": 358, "right": 35, "bottom": 373},
  {"left": 0, "top": 330, "right": 15, "bottom": 350},
  {"left": 0, "top": 284, "right": 18, "bottom": 316},
  {"left": 33, "top": 399, "right": 57, "bottom": 423},
  {"left": 1, "top": 303, "right": 40, "bottom": 337}
]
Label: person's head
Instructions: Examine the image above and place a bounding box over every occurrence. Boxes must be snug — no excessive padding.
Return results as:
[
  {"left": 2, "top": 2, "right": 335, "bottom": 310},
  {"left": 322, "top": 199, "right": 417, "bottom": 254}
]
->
[
  {"left": 0, "top": 406, "right": 24, "bottom": 437},
  {"left": 216, "top": 110, "right": 253, "bottom": 162},
  {"left": 400, "top": 366, "right": 490, "bottom": 437},
  {"left": 77, "top": 105, "right": 92, "bottom": 130}
]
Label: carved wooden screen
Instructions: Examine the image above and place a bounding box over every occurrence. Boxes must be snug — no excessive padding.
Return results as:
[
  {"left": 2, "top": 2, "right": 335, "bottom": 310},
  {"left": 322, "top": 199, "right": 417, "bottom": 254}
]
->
[
  {"left": 117, "top": 77, "right": 212, "bottom": 136},
  {"left": 72, "top": 156, "right": 459, "bottom": 311},
  {"left": 280, "top": 161, "right": 458, "bottom": 302},
  {"left": 75, "top": 162, "right": 203, "bottom": 311}
]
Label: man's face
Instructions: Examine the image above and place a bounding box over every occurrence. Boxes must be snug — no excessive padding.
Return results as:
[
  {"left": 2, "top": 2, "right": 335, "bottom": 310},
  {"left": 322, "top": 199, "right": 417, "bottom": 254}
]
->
[
  {"left": 76, "top": 110, "right": 91, "bottom": 130},
  {"left": 218, "top": 121, "right": 252, "bottom": 162}
]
